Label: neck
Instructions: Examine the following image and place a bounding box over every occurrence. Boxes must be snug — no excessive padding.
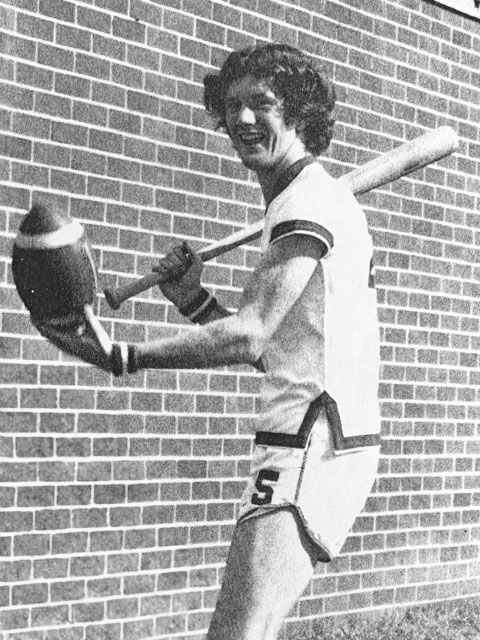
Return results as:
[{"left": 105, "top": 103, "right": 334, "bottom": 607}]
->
[{"left": 256, "top": 139, "right": 311, "bottom": 204}]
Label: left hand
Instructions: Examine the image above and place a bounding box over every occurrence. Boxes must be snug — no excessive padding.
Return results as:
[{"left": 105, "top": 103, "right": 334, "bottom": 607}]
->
[{"left": 32, "top": 305, "right": 114, "bottom": 373}]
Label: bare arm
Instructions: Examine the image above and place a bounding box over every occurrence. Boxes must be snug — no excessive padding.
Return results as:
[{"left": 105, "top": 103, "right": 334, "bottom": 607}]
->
[
  {"left": 136, "top": 235, "right": 322, "bottom": 370},
  {"left": 33, "top": 236, "right": 322, "bottom": 375}
]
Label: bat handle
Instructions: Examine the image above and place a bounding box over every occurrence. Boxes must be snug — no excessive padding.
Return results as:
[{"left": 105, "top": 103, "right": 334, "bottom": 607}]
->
[
  {"left": 103, "top": 251, "right": 198, "bottom": 310},
  {"left": 104, "top": 223, "right": 263, "bottom": 310},
  {"left": 104, "top": 273, "right": 162, "bottom": 310}
]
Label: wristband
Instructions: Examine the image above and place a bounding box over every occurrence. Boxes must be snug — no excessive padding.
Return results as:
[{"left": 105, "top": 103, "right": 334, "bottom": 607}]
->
[
  {"left": 178, "top": 289, "right": 210, "bottom": 316},
  {"left": 111, "top": 343, "right": 131, "bottom": 376},
  {"left": 178, "top": 288, "right": 218, "bottom": 323},
  {"left": 111, "top": 343, "right": 123, "bottom": 376},
  {"left": 127, "top": 344, "right": 139, "bottom": 374},
  {"left": 189, "top": 295, "right": 218, "bottom": 323}
]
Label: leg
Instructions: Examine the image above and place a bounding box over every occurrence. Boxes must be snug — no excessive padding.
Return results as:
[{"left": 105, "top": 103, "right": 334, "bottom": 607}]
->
[{"left": 206, "top": 506, "right": 318, "bottom": 640}]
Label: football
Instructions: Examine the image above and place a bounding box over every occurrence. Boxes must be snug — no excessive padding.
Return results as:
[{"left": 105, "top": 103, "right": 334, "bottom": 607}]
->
[{"left": 12, "top": 203, "right": 97, "bottom": 321}]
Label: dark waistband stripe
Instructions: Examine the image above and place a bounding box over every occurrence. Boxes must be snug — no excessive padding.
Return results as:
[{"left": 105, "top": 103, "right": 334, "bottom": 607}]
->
[{"left": 255, "top": 391, "right": 381, "bottom": 451}]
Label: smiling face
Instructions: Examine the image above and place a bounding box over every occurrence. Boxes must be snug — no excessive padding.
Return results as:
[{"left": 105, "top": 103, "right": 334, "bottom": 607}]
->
[{"left": 224, "top": 75, "right": 306, "bottom": 181}]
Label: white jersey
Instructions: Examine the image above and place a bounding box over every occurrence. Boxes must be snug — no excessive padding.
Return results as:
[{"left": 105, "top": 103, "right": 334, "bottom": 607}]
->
[{"left": 256, "top": 160, "right": 381, "bottom": 452}]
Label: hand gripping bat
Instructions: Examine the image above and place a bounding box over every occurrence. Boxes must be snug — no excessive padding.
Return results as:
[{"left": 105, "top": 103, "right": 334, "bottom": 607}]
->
[{"left": 104, "top": 126, "right": 459, "bottom": 310}]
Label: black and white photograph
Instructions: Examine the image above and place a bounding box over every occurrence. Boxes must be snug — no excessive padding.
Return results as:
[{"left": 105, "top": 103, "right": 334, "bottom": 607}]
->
[{"left": 0, "top": 1, "right": 479, "bottom": 639}]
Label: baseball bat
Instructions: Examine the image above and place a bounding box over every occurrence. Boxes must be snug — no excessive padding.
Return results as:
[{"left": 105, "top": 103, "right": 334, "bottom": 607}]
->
[{"left": 104, "top": 125, "right": 459, "bottom": 310}]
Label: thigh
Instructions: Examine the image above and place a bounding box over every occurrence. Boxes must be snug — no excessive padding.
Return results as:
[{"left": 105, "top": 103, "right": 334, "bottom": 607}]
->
[{"left": 206, "top": 506, "right": 317, "bottom": 640}]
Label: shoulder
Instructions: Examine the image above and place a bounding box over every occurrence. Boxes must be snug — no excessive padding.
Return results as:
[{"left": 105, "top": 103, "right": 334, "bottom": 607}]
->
[
  {"left": 262, "top": 162, "right": 368, "bottom": 258},
  {"left": 263, "top": 165, "right": 339, "bottom": 258},
  {"left": 268, "top": 163, "right": 355, "bottom": 217}
]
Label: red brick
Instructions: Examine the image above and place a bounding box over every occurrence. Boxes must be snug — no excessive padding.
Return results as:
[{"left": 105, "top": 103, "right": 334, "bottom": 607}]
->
[
  {"left": 51, "top": 170, "right": 86, "bottom": 195},
  {"left": 72, "top": 508, "right": 108, "bottom": 530},
  {"left": 12, "top": 162, "right": 49, "bottom": 187},
  {"left": 107, "top": 553, "right": 140, "bottom": 576},
  {"left": 12, "top": 113, "right": 50, "bottom": 138},
  {"left": 15, "top": 437, "right": 53, "bottom": 458},
  {"left": 37, "top": 43, "right": 74, "bottom": 71},
  {"left": 56, "top": 437, "right": 91, "bottom": 457},
  {"left": 17, "top": 486, "right": 55, "bottom": 508},
  {"left": 0, "top": 33, "right": 35, "bottom": 60},
  {"left": 126, "top": 90, "right": 159, "bottom": 116},
  {"left": 129, "top": 0, "right": 163, "bottom": 24},
  {"left": 94, "top": 485, "right": 126, "bottom": 505},
  {"left": 31, "top": 604, "right": 70, "bottom": 627},
  {"left": 12, "top": 582, "right": 48, "bottom": 605},
  {"left": 124, "top": 573, "right": 156, "bottom": 595},
  {"left": 33, "top": 141, "right": 70, "bottom": 167},
  {"left": 0, "top": 607, "right": 29, "bottom": 630},
  {"left": 160, "top": 483, "right": 190, "bottom": 502},
  {"left": 38, "top": 461, "right": 75, "bottom": 483},
  {"left": 17, "top": 13, "right": 54, "bottom": 41},
  {"left": 87, "top": 176, "right": 121, "bottom": 201},
  {"left": 164, "top": 9, "right": 194, "bottom": 35},
  {"left": 122, "top": 183, "right": 154, "bottom": 207},
  {"left": 39, "top": 0, "right": 75, "bottom": 21},
  {"left": 77, "top": 6, "right": 112, "bottom": 33},
  {"left": 127, "top": 44, "right": 160, "bottom": 71},
  {"left": 33, "top": 557, "right": 68, "bottom": 580},
  {"left": 51, "top": 579, "right": 85, "bottom": 602},
  {"left": 112, "top": 16, "right": 145, "bottom": 42},
  {"left": 72, "top": 601, "right": 104, "bottom": 623},
  {"left": 35, "top": 509, "right": 71, "bottom": 531},
  {"left": 0, "top": 183, "right": 30, "bottom": 210},
  {"left": 85, "top": 623, "right": 121, "bottom": 640},
  {"left": 35, "top": 92, "right": 71, "bottom": 118},
  {"left": 87, "top": 576, "right": 121, "bottom": 599},
  {"left": 17, "top": 62, "right": 53, "bottom": 91},
  {"left": 57, "top": 485, "right": 92, "bottom": 506},
  {"left": 51, "top": 532, "right": 88, "bottom": 555}
]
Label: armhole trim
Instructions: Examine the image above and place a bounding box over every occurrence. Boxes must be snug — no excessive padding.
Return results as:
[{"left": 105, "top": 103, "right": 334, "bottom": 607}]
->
[{"left": 270, "top": 220, "right": 334, "bottom": 258}]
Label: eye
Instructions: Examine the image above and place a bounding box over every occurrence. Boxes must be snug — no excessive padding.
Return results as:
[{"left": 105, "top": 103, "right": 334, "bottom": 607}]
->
[
  {"left": 225, "top": 98, "right": 241, "bottom": 114},
  {"left": 252, "top": 99, "right": 275, "bottom": 112}
]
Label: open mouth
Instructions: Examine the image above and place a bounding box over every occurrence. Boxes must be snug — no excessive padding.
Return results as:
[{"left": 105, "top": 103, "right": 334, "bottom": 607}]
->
[{"left": 237, "top": 131, "right": 264, "bottom": 147}]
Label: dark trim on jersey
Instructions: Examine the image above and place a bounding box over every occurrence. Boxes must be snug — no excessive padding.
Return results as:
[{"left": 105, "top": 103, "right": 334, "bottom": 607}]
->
[
  {"left": 269, "top": 220, "right": 333, "bottom": 258},
  {"left": 319, "top": 391, "right": 381, "bottom": 450},
  {"left": 266, "top": 155, "right": 317, "bottom": 208},
  {"left": 256, "top": 395, "right": 324, "bottom": 449},
  {"left": 255, "top": 391, "right": 381, "bottom": 451}
]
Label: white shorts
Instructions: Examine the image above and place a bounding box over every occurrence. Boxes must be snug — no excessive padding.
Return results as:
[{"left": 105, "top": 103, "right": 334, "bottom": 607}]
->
[{"left": 238, "top": 411, "right": 380, "bottom": 562}]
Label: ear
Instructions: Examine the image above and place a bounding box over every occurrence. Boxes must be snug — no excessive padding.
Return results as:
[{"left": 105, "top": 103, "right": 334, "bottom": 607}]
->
[{"left": 289, "top": 123, "right": 308, "bottom": 153}]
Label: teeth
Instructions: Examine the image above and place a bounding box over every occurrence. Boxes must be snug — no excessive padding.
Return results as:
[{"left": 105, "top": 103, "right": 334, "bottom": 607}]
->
[{"left": 239, "top": 132, "right": 263, "bottom": 144}]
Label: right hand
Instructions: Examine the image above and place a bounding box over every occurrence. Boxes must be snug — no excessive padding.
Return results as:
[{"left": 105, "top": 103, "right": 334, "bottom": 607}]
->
[
  {"left": 32, "top": 305, "right": 114, "bottom": 372},
  {"left": 152, "top": 242, "right": 204, "bottom": 309}
]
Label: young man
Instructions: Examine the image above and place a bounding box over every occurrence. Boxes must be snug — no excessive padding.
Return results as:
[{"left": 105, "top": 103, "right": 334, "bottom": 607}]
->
[{"left": 36, "top": 44, "right": 381, "bottom": 640}]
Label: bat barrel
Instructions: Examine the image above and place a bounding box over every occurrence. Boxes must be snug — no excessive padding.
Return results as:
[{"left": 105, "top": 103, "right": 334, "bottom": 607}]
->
[{"left": 343, "top": 126, "right": 459, "bottom": 195}]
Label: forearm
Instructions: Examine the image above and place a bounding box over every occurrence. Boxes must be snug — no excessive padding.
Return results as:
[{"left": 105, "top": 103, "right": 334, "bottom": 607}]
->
[{"left": 136, "top": 314, "right": 259, "bottom": 371}]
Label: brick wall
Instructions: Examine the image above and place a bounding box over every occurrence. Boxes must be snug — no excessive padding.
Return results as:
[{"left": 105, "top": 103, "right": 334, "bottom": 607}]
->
[{"left": 1, "top": 0, "right": 479, "bottom": 638}]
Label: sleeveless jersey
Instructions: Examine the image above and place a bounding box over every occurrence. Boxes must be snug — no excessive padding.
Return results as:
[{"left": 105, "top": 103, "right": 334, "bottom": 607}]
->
[{"left": 256, "top": 161, "right": 381, "bottom": 452}]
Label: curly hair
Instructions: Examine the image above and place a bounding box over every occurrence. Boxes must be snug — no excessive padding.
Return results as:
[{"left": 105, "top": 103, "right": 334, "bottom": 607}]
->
[{"left": 203, "top": 43, "right": 336, "bottom": 156}]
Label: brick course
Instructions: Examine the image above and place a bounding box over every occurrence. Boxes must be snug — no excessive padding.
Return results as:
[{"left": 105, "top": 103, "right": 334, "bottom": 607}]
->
[{"left": 1, "top": 0, "right": 480, "bottom": 638}]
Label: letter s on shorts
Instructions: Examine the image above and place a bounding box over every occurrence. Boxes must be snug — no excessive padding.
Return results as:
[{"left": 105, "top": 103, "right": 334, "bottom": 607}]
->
[{"left": 251, "top": 469, "right": 280, "bottom": 505}]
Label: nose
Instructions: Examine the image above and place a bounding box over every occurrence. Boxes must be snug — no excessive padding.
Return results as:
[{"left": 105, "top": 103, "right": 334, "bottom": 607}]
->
[{"left": 238, "top": 105, "right": 256, "bottom": 125}]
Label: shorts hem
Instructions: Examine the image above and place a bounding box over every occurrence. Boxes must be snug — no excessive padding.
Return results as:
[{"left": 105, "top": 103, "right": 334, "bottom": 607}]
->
[{"left": 237, "top": 503, "right": 334, "bottom": 564}]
